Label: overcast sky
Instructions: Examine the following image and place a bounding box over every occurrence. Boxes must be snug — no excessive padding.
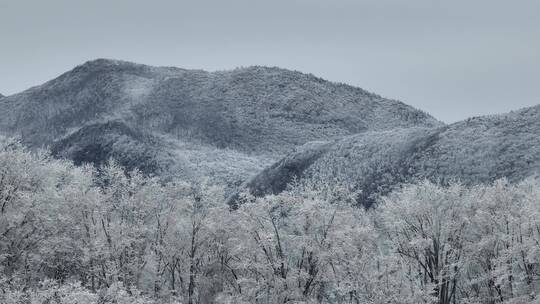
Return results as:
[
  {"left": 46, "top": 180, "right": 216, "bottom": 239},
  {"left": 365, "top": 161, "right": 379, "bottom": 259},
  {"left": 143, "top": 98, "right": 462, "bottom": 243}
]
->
[{"left": 1, "top": 0, "right": 539, "bottom": 122}]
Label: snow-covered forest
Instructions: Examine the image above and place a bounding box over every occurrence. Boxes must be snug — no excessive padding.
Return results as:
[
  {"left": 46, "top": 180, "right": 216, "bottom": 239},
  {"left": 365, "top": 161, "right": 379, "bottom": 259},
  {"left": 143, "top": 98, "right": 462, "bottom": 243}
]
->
[{"left": 1, "top": 138, "right": 539, "bottom": 304}]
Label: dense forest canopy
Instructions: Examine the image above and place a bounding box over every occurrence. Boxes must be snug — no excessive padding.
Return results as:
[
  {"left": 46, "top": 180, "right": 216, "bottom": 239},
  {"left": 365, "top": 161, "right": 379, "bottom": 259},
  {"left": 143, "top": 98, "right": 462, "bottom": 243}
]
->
[{"left": 1, "top": 138, "right": 539, "bottom": 304}]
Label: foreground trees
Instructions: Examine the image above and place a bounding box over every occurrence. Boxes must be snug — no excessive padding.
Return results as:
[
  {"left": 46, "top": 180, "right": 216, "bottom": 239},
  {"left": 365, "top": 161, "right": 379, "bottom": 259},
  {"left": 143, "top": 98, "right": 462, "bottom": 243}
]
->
[{"left": 1, "top": 139, "right": 539, "bottom": 303}]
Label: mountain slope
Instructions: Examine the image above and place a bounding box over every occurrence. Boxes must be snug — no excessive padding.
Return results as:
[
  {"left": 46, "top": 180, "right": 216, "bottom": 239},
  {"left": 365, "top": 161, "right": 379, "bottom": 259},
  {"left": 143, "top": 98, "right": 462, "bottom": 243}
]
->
[
  {"left": 0, "top": 59, "right": 439, "bottom": 186},
  {"left": 243, "top": 105, "right": 540, "bottom": 206}
]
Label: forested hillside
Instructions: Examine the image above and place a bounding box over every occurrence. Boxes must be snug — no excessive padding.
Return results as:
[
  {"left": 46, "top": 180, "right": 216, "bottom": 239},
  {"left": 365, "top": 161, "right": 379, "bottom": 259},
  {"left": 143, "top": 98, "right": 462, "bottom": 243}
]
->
[{"left": 245, "top": 105, "right": 540, "bottom": 206}]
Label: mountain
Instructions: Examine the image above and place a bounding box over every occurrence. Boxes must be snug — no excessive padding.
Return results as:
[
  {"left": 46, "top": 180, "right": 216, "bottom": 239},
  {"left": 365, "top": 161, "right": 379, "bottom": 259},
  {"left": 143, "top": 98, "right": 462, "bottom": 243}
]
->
[
  {"left": 2, "top": 59, "right": 538, "bottom": 205},
  {"left": 0, "top": 59, "right": 439, "bottom": 187},
  {"left": 243, "top": 105, "right": 540, "bottom": 206}
]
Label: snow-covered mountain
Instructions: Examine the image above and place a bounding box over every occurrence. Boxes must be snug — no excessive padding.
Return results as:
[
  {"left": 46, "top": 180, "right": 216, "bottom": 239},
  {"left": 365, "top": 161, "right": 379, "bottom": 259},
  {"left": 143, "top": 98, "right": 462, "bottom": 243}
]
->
[
  {"left": 243, "top": 105, "right": 540, "bottom": 206},
  {"left": 0, "top": 59, "right": 439, "bottom": 187},
  {"left": 3, "top": 59, "right": 537, "bottom": 205}
]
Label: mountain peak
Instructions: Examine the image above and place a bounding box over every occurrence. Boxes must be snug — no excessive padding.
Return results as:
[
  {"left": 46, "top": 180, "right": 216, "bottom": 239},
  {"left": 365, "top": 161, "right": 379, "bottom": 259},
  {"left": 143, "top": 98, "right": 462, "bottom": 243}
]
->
[
  {"left": 69, "top": 58, "right": 150, "bottom": 75},
  {"left": 81, "top": 58, "right": 137, "bottom": 68}
]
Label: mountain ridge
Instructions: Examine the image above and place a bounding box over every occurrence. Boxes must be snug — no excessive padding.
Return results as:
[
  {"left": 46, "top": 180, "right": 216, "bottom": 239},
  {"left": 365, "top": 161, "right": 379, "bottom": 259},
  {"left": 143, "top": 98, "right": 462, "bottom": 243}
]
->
[{"left": 0, "top": 59, "right": 440, "bottom": 188}]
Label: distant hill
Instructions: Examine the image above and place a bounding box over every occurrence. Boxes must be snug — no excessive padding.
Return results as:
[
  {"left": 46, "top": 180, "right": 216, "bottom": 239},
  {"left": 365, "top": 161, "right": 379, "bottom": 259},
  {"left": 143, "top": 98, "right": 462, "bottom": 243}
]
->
[
  {"left": 0, "top": 59, "right": 439, "bottom": 187},
  {"left": 243, "top": 105, "right": 540, "bottom": 206}
]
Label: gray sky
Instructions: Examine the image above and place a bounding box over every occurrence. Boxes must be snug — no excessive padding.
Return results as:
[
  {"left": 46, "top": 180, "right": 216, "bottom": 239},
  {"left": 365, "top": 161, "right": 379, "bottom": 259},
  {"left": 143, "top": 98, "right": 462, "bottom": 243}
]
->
[{"left": 1, "top": 0, "right": 539, "bottom": 122}]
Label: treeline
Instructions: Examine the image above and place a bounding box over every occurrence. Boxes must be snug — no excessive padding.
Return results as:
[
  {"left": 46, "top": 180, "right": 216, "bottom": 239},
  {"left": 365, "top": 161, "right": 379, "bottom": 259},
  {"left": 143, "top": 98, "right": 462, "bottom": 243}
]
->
[{"left": 0, "top": 138, "right": 539, "bottom": 304}]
